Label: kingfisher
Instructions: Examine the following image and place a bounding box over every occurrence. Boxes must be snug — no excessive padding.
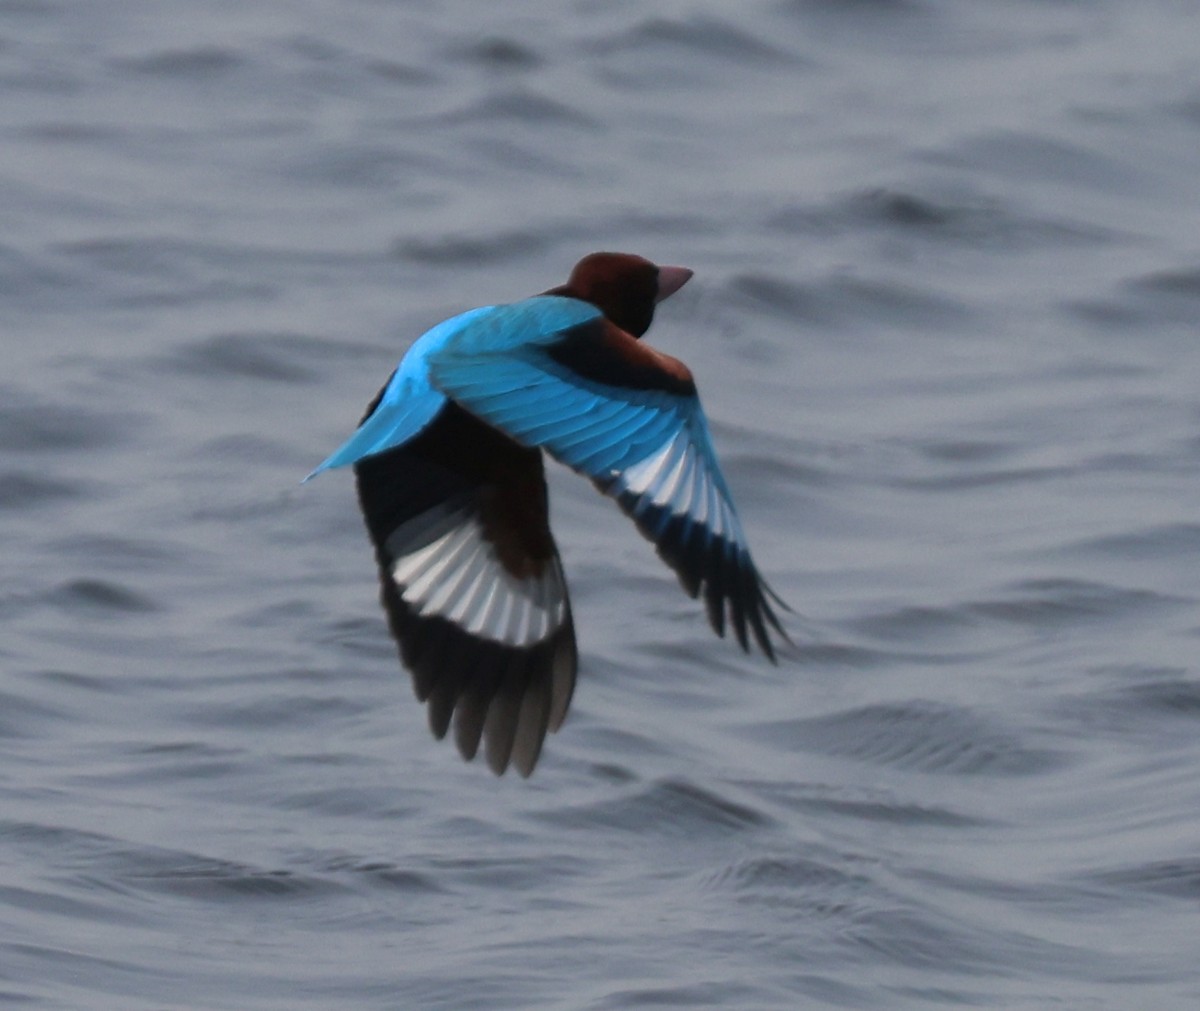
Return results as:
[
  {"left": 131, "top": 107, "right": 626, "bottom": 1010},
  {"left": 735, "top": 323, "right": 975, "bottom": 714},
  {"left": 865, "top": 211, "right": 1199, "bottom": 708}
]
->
[{"left": 310, "top": 253, "right": 787, "bottom": 775}]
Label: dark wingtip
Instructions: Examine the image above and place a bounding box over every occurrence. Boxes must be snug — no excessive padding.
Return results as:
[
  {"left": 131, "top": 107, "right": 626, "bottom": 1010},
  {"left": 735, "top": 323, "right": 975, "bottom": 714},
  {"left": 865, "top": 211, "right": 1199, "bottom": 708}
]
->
[
  {"left": 762, "top": 579, "right": 795, "bottom": 615},
  {"left": 759, "top": 595, "right": 796, "bottom": 664},
  {"left": 408, "top": 623, "right": 577, "bottom": 777},
  {"left": 725, "top": 566, "right": 792, "bottom": 663}
]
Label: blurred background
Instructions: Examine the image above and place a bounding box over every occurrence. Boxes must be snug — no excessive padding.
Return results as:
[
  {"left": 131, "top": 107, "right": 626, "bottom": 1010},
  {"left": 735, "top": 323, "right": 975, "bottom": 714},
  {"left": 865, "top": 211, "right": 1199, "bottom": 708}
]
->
[{"left": 2, "top": 1, "right": 1199, "bottom": 1007}]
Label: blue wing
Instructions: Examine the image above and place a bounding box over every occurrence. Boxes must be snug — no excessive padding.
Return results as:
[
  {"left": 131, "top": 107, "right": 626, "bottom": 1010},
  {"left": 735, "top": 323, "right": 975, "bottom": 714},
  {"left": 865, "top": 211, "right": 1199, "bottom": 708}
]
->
[
  {"left": 308, "top": 293, "right": 786, "bottom": 656},
  {"left": 306, "top": 299, "right": 600, "bottom": 479},
  {"left": 425, "top": 312, "right": 788, "bottom": 658},
  {"left": 307, "top": 297, "right": 602, "bottom": 773},
  {"left": 304, "top": 370, "right": 445, "bottom": 479}
]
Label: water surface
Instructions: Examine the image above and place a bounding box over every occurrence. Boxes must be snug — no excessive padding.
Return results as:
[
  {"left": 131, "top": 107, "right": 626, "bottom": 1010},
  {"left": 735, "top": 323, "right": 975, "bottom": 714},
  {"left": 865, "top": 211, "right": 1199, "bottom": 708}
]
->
[{"left": 2, "top": 1, "right": 1199, "bottom": 1007}]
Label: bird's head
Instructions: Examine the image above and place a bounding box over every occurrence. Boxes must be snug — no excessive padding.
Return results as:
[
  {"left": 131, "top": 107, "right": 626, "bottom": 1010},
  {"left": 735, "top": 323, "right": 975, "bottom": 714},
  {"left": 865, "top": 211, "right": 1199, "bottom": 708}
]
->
[{"left": 547, "top": 252, "right": 692, "bottom": 338}]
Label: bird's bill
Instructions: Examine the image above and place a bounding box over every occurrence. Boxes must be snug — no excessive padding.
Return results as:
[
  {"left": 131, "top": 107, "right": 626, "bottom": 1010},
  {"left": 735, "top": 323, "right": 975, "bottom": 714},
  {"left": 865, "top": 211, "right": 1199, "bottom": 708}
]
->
[{"left": 655, "top": 265, "right": 693, "bottom": 302}]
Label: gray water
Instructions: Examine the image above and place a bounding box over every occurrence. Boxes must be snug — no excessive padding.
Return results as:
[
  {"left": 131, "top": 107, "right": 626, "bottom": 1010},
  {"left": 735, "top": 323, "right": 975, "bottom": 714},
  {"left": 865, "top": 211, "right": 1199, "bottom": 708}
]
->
[{"left": 3, "top": 1, "right": 1200, "bottom": 1008}]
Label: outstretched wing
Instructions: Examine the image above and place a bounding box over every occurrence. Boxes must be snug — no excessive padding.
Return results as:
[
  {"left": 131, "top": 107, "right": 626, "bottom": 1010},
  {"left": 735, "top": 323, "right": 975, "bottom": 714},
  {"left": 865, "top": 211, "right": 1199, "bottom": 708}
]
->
[
  {"left": 426, "top": 305, "right": 788, "bottom": 658},
  {"left": 307, "top": 299, "right": 600, "bottom": 479},
  {"left": 354, "top": 399, "right": 577, "bottom": 776}
]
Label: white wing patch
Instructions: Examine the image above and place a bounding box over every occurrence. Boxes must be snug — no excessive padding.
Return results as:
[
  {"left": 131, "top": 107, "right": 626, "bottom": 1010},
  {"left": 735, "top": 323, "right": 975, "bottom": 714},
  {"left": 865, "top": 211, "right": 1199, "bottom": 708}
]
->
[
  {"left": 617, "top": 430, "right": 741, "bottom": 543},
  {"left": 387, "top": 500, "right": 567, "bottom": 648}
]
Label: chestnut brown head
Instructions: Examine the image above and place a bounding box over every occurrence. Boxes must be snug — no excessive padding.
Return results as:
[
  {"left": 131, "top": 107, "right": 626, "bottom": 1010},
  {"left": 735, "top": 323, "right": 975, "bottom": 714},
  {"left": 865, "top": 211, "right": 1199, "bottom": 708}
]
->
[{"left": 546, "top": 252, "right": 693, "bottom": 338}]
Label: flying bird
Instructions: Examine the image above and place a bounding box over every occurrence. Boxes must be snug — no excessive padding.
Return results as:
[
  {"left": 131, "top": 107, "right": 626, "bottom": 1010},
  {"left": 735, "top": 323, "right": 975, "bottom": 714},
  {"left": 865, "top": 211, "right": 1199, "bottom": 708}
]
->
[{"left": 310, "top": 252, "right": 787, "bottom": 776}]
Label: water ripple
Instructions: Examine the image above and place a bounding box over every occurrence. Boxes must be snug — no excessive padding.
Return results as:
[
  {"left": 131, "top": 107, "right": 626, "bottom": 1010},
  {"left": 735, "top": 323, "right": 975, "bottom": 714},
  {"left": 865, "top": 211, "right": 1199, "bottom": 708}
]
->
[
  {"left": 450, "top": 37, "right": 543, "bottom": 72},
  {"left": 776, "top": 188, "right": 1119, "bottom": 250},
  {"left": 1068, "top": 523, "right": 1200, "bottom": 562},
  {"left": 935, "top": 129, "right": 1148, "bottom": 193},
  {"left": 965, "top": 579, "right": 1181, "bottom": 628},
  {"left": 392, "top": 228, "right": 551, "bottom": 265},
  {"left": 710, "top": 851, "right": 873, "bottom": 900},
  {"left": 44, "top": 579, "right": 160, "bottom": 615},
  {"left": 591, "top": 15, "right": 799, "bottom": 66},
  {"left": 756, "top": 700, "right": 1064, "bottom": 775},
  {"left": 115, "top": 46, "right": 244, "bottom": 79},
  {"left": 434, "top": 89, "right": 597, "bottom": 128},
  {"left": 1084, "top": 859, "right": 1200, "bottom": 901},
  {"left": 726, "top": 271, "right": 970, "bottom": 331},
  {"left": 0, "top": 471, "right": 84, "bottom": 509},
  {"left": 751, "top": 783, "right": 989, "bottom": 827},
  {"left": 166, "top": 332, "right": 346, "bottom": 383},
  {"left": 0, "top": 391, "right": 138, "bottom": 453},
  {"left": 533, "top": 777, "right": 774, "bottom": 837}
]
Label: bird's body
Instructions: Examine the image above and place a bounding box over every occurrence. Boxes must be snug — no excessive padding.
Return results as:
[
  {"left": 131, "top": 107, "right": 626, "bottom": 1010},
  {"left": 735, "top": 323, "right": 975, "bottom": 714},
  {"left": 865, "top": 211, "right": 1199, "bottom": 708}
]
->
[{"left": 311, "top": 253, "right": 786, "bottom": 775}]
